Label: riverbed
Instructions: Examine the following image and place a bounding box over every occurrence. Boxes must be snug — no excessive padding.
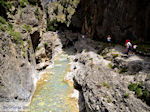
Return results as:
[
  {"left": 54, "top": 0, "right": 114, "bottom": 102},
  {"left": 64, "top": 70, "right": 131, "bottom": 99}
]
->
[{"left": 30, "top": 53, "right": 79, "bottom": 112}]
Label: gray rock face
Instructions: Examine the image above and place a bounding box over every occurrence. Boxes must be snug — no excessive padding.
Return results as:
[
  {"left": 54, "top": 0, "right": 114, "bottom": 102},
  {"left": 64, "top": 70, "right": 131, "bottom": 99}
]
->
[
  {"left": 0, "top": 32, "right": 36, "bottom": 101},
  {"left": 68, "top": 38, "right": 150, "bottom": 112},
  {"left": 73, "top": 51, "right": 150, "bottom": 112},
  {"left": 20, "top": 6, "right": 39, "bottom": 26},
  {"left": 73, "top": 0, "right": 150, "bottom": 41},
  {"left": 35, "top": 31, "right": 62, "bottom": 69},
  {"left": 145, "top": 79, "right": 150, "bottom": 92}
]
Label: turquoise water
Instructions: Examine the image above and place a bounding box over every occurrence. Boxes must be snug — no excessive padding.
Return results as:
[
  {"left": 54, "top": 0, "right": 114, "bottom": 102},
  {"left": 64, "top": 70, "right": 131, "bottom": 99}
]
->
[{"left": 30, "top": 54, "right": 78, "bottom": 112}]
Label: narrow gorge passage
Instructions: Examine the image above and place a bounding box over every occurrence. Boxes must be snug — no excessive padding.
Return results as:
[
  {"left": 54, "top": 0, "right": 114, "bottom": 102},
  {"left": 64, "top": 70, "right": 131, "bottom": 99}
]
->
[{"left": 30, "top": 53, "right": 79, "bottom": 112}]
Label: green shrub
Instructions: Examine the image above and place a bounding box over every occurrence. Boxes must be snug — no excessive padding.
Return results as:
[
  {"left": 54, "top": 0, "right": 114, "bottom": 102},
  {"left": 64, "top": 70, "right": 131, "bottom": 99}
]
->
[
  {"left": 7, "top": 23, "right": 13, "bottom": 31},
  {"left": 0, "top": 24, "right": 7, "bottom": 31},
  {"left": 112, "top": 53, "right": 119, "bottom": 58},
  {"left": 119, "top": 67, "right": 128, "bottom": 73},
  {"left": 44, "top": 43, "right": 48, "bottom": 47},
  {"left": 108, "top": 63, "right": 116, "bottom": 69},
  {"left": 128, "top": 83, "right": 138, "bottom": 91},
  {"left": 5, "top": 1, "right": 13, "bottom": 10},
  {"left": 0, "top": 0, "right": 12, "bottom": 12},
  {"left": 22, "top": 24, "right": 32, "bottom": 32},
  {"left": 135, "top": 88, "right": 143, "bottom": 97},
  {"left": 128, "top": 82, "right": 150, "bottom": 106},
  {"left": 124, "top": 93, "right": 129, "bottom": 98},
  {"left": 19, "top": 0, "right": 29, "bottom": 7},
  {"left": 47, "top": 19, "right": 58, "bottom": 31},
  {"left": 34, "top": 8, "right": 40, "bottom": 20},
  {"left": 0, "top": 16, "right": 7, "bottom": 24},
  {"left": 102, "top": 82, "right": 110, "bottom": 88},
  {"left": 143, "top": 90, "right": 150, "bottom": 98},
  {"left": 0, "top": 16, "right": 14, "bottom": 32},
  {"left": 9, "top": 31, "right": 23, "bottom": 44}
]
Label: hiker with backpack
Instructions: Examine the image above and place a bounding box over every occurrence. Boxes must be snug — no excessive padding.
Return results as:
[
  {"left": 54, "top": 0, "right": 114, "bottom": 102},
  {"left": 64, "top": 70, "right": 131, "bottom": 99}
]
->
[{"left": 125, "top": 40, "right": 132, "bottom": 55}]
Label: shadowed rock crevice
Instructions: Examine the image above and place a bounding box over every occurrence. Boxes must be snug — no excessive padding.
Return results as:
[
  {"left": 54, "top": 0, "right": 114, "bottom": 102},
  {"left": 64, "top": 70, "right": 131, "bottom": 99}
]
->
[{"left": 30, "top": 31, "right": 41, "bottom": 52}]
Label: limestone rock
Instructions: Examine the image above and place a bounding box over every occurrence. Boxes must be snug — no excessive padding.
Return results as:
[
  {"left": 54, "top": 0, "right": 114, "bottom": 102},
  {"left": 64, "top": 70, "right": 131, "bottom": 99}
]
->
[
  {"left": 73, "top": 51, "right": 150, "bottom": 112},
  {"left": 0, "top": 32, "right": 36, "bottom": 102},
  {"left": 73, "top": 0, "right": 150, "bottom": 42},
  {"left": 20, "top": 6, "right": 39, "bottom": 26}
]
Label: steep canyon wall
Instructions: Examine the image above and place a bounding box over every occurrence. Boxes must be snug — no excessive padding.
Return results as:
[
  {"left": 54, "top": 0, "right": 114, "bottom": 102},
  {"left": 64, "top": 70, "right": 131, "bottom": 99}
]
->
[{"left": 72, "top": 0, "right": 150, "bottom": 42}]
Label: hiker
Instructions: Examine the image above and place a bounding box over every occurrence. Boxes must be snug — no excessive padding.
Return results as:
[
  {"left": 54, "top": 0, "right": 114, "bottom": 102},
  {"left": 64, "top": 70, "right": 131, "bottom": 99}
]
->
[
  {"left": 107, "top": 35, "right": 112, "bottom": 43},
  {"left": 125, "top": 40, "right": 132, "bottom": 55},
  {"left": 133, "top": 45, "right": 137, "bottom": 52},
  {"left": 82, "top": 35, "right": 85, "bottom": 39}
]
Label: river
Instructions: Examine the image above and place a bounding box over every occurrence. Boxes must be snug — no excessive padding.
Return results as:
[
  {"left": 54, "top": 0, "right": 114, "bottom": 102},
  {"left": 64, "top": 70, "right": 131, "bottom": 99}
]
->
[{"left": 30, "top": 53, "right": 79, "bottom": 112}]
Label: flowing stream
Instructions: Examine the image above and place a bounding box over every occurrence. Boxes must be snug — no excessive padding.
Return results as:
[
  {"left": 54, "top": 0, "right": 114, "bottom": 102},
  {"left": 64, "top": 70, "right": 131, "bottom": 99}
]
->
[{"left": 30, "top": 53, "right": 78, "bottom": 112}]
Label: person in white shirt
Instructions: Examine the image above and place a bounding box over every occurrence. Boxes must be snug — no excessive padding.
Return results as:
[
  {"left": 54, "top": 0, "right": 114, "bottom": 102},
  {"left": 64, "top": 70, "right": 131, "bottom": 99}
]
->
[
  {"left": 125, "top": 40, "right": 132, "bottom": 55},
  {"left": 107, "top": 35, "right": 112, "bottom": 43}
]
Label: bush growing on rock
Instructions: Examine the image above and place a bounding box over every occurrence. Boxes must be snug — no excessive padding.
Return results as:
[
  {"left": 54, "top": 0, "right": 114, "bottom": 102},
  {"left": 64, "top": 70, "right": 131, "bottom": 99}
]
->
[
  {"left": 9, "top": 31, "right": 23, "bottom": 45},
  {"left": 0, "top": 0, "right": 12, "bottom": 14},
  {"left": 47, "top": 0, "right": 80, "bottom": 30},
  {"left": 102, "top": 82, "right": 110, "bottom": 88},
  {"left": 108, "top": 63, "right": 117, "bottom": 69},
  {"left": 34, "top": 8, "right": 42, "bottom": 20},
  {"left": 119, "top": 67, "right": 128, "bottom": 74},
  {"left": 0, "top": 16, "right": 7, "bottom": 24},
  {"left": 19, "top": 0, "right": 29, "bottom": 8},
  {"left": 128, "top": 83, "right": 150, "bottom": 105},
  {"left": 0, "top": 16, "right": 13, "bottom": 32},
  {"left": 124, "top": 93, "right": 130, "bottom": 98},
  {"left": 22, "top": 24, "right": 32, "bottom": 32},
  {"left": 47, "top": 19, "right": 58, "bottom": 31}
]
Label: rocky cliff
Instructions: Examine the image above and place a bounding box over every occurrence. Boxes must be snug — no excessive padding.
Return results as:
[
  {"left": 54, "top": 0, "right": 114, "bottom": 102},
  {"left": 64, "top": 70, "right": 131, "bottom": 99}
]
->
[
  {"left": 0, "top": 0, "right": 46, "bottom": 110},
  {"left": 0, "top": 0, "right": 150, "bottom": 111},
  {"left": 72, "top": 0, "right": 150, "bottom": 42},
  {"left": 69, "top": 37, "right": 150, "bottom": 112}
]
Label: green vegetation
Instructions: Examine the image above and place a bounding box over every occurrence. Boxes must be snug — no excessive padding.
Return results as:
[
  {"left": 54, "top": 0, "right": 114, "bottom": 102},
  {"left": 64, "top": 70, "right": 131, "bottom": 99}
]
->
[
  {"left": 128, "top": 83, "right": 139, "bottom": 91},
  {"left": 44, "top": 43, "right": 48, "bottom": 47},
  {"left": 22, "top": 24, "right": 32, "bottom": 32},
  {"left": 108, "top": 63, "right": 117, "bottom": 69},
  {"left": 124, "top": 93, "right": 130, "bottom": 98},
  {"left": 0, "top": 16, "right": 7, "bottom": 24},
  {"left": 9, "top": 31, "right": 23, "bottom": 45},
  {"left": 19, "top": 0, "right": 29, "bottom": 7},
  {"left": 47, "top": 19, "right": 58, "bottom": 31},
  {"left": 0, "top": 0, "right": 12, "bottom": 12},
  {"left": 36, "top": 46, "right": 41, "bottom": 51},
  {"left": 135, "top": 88, "right": 143, "bottom": 97},
  {"left": 119, "top": 67, "right": 128, "bottom": 73},
  {"left": 112, "top": 53, "right": 119, "bottom": 58},
  {"left": 0, "top": 15, "right": 23, "bottom": 45},
  {"left": 0, "top": 16, "right": 23, "bottom": 45},
  {"left": 0, "top": 16, "right": 13, "bottom": 32},
  {"left": 128, "top": 83, "right": 150, "bottom": 105},
  {"left": 34, "top": 8, "right": 41, "bottom": 20},
  {"left": 47, "top": 0, "right": 80, "bottom": 31},
  {"left": 102, "top": 82, "right": 110, "bottom": 88}
]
